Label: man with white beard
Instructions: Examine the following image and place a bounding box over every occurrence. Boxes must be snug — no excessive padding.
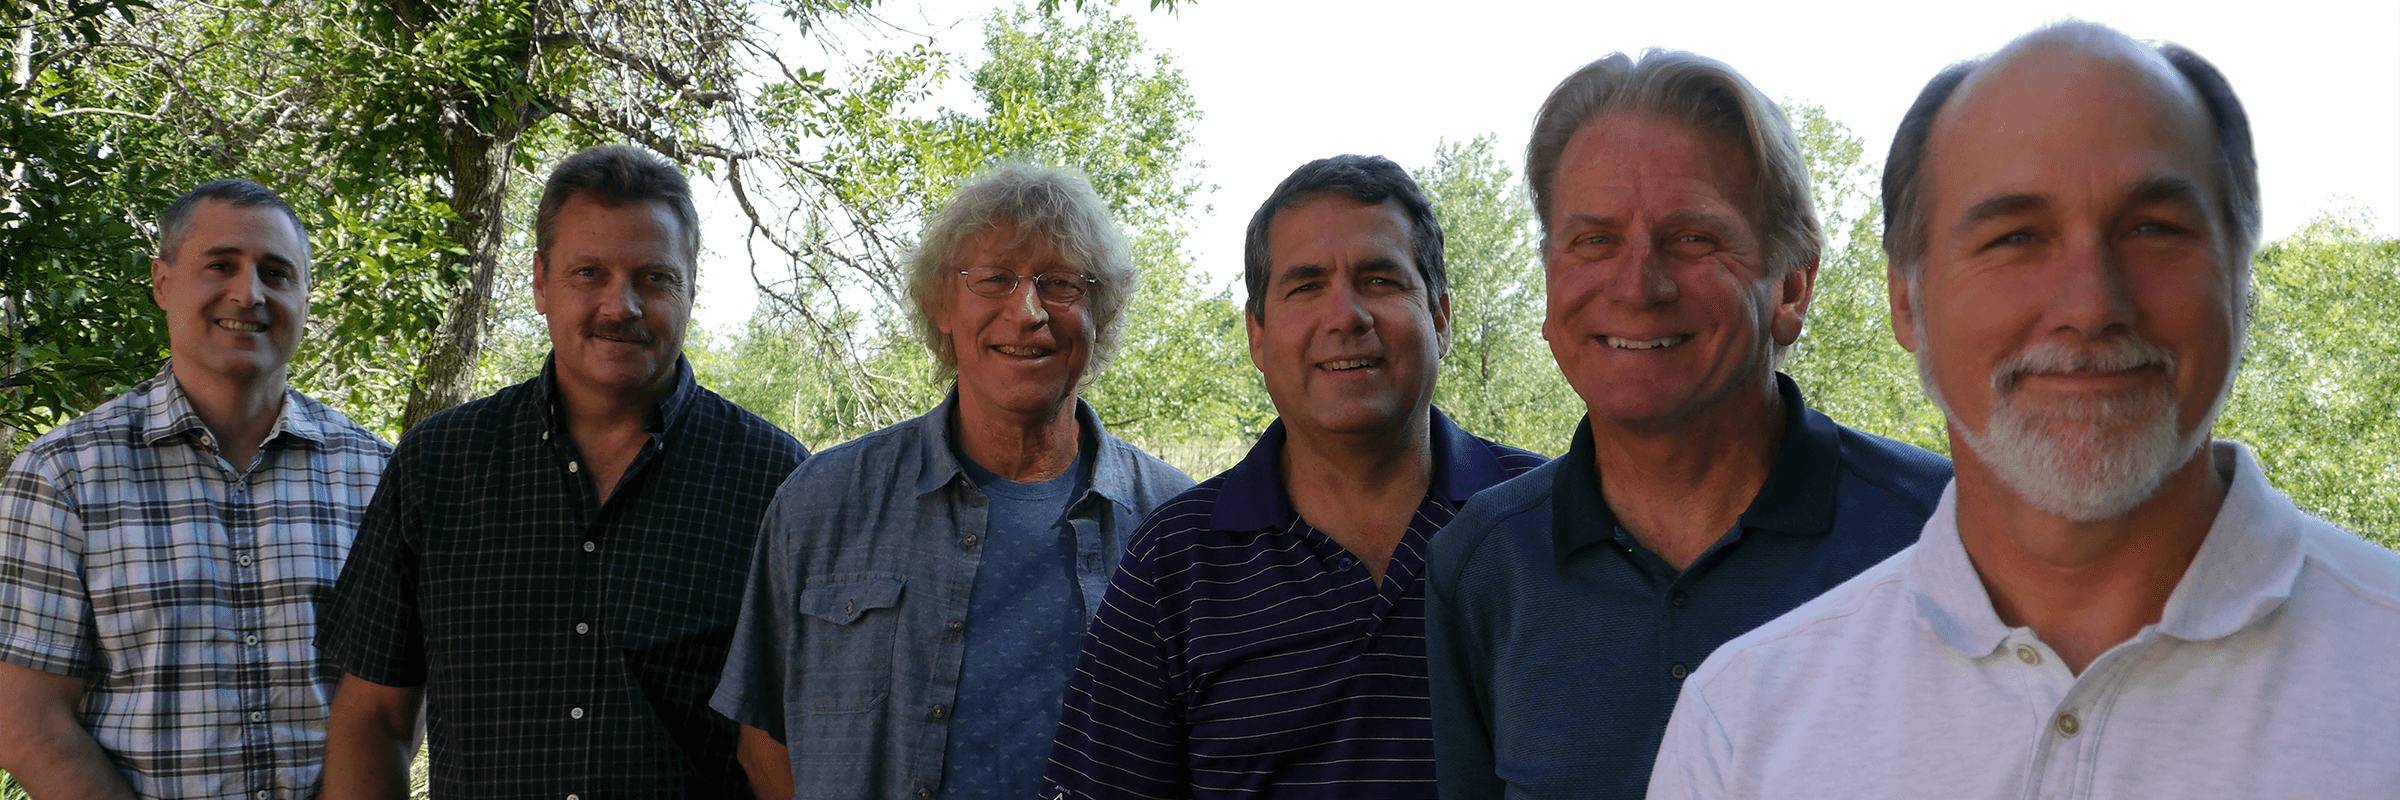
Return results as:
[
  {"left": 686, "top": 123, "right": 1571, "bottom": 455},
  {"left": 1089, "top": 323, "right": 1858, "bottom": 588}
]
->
[{"left": 1645, "top": 21, "right": 2400, "bottom": 799}]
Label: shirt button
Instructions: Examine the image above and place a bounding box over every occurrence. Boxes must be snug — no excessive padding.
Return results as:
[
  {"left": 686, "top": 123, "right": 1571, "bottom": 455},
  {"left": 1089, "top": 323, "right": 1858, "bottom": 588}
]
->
[
  {"left": 567, "top": 795, "right": 578, "bottom": 800},
  {"left": 962, "top": 534, "right": 980, "bottom": 548},
  {"left": 1670, "top": 662, "right": 1689, "bottom": 680},
  {"left": 2056, "top": 711, "right": 2081, "bottom": 737},
  {"left": 1337, "top": 557, "right": 1356, "bottom": 571},
  {"left": 2016, "top": 645, "right": 2041, "bottom": 665},
  {"left": 917, "top": 790, "right": 932, "bottom": 800},
  {"left": 244, "top": 633, "right": 260, "bottom": 646},
  {"left": 250, "top": 711, "right": 265, "bottom": 722},
  {"left": 575, "top": 622, "right": 590, "bottom": 635},
  {"left": 568, "top": 461, "right": 580, "bottom": 473},
  {"left": 947, "top": 619, "right": 964, "bottom": 635},
  {"left": 258, "top": 791, "right": 270, "bottom": 800},
  {"left": 930, "top": 704, "right": 948, "bottom": 720},
  {"left": 1669, "top": 591, "right": 1689, "bottom": 607},
  {"left": 238, "top": 553, "right": 253, "bottom": 567},
  {"left": 583, "top": 541, "right": 596, "bottom": 553},
  {"left": 570, "top": 707, "right": 585, "bottom": 720},
  {"left": 543, "top": 431, "right": 551, "bottom": 440}
]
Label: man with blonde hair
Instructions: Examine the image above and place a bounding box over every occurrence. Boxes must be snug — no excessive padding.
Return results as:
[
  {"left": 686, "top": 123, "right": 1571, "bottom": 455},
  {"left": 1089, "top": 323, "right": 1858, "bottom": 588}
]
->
[
  {"left": 713, "top": 163, "right": 1191, "bottom": 800},
  {"left": 1426, "top": 50, "right": 1950, "bottom": 800},
  {"left": 1648, "top": 22, "right": 2400, "bottom": 798}
]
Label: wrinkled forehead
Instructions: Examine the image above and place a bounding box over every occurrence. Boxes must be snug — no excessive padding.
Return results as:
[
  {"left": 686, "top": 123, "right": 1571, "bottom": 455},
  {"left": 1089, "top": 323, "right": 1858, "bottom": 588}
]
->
[
  {"left": 953, "top": 217, "right": 1074, "bottom": 271},
  {"left": 1938, "top": 37, "right": 2214, "bottom": 164},
  {"left": 1925, "top": 41, "right": 2223, "bottom": 219}
]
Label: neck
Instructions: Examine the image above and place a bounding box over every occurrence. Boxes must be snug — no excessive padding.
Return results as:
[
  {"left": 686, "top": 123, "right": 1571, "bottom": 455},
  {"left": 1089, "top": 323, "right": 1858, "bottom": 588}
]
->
[
  {"left": 170, "top": 356, "right": 287, "bottom": 469},
  {"left": 555, "top": 372, "right": 674, "bottom": 439},
  {"left": 1277, "top": 407, "right": 1436, "bottom": 585},
  {"left": 1278, "top": 407, "right": 1436, "bottom": 505},
  {"left": 954, "top": 394, "right": 1081, "bottom": 483},
  {"left": 1587, "top": 375, "right": 1784, "bottom": 570},
  {"left": 1952, "top": 440, "right": 2229, "bottom": 674}
]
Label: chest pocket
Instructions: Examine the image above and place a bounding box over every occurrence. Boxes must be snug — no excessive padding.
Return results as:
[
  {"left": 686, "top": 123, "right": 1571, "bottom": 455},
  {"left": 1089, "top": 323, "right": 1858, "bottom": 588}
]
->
[{"left": 793, "top": 575, "right": 905, "bottom": 715}]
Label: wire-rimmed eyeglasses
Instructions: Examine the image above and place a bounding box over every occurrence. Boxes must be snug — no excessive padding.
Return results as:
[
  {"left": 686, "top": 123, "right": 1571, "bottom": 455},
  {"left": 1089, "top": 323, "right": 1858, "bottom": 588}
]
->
[{"left": 959, "top": 266, "right": 1098, "bottom": 304}]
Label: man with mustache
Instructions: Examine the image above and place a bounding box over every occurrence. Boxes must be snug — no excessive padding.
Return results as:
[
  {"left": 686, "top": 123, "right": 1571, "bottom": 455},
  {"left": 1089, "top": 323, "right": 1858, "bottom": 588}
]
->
[
  {"left": 711, "top": 164, "right": 1192, "bottom": 800},
  {"left": 1424, "top": 51, "right": 1953, "bottom": 800},
  {"left": 1040, "top": 155, "right": 1543, "bottom": 799},
  {"left": 0, "top": 180, "right": 389, "bottom": 799},
  {"left": 317, "top": 146, "right": 808, "bottom": 799},
  {"left": 1646, "top": 22, "right": 2400, "bottom": 798}
]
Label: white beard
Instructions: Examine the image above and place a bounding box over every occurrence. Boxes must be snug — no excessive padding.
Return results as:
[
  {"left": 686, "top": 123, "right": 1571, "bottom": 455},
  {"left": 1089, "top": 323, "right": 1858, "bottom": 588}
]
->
[{"left": 1916, "top": 332, "right": 2211, "bottom": 523}]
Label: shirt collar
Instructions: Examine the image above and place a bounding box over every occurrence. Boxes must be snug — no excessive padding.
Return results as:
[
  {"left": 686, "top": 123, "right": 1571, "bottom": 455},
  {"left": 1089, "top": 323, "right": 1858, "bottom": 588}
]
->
[
  {"left": 1548, "top": 372, "right": 1841, "bottom": 562},
  {"left": 1906, "top": 441, "right": 2304, "bottom": 659},
  {"left": 137, "top": 363, "right": 325, "bottom": 450},
  {"left": 910, "top": 391, "right": 1142, "bottom": 510},
  {"left": 1208, "top": 407, "right": 1486, "bottom": 532},
  {"left": 532, "top": 354, "right": 699, "bottom": 442}
]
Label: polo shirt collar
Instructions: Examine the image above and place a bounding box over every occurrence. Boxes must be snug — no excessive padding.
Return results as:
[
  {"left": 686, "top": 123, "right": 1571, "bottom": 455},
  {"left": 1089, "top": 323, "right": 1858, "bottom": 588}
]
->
[
  {"left": 532, "top": 353, "right": 699, "bottom": 443},
  {"left": 1549, "top": 372, "right": 1841, "bottom": 563},
  {"left": 1209, "top": 406, "right": 1485, "bottom": 532},
  {"left": 1906, "top": 441, "right": 2304, "bottom": 659},
  {"left": 909, "top": 390, "right": 1140, "bottom": 510},
  {"left": 138, "top": 362, "right": 325, "bottom": 451}
]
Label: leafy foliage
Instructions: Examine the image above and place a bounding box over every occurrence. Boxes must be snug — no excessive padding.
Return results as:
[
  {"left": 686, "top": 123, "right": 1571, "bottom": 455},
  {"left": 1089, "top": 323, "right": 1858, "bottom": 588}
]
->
[{"left": 1418, "top": 135, "right": 1579, "bottom": 456}]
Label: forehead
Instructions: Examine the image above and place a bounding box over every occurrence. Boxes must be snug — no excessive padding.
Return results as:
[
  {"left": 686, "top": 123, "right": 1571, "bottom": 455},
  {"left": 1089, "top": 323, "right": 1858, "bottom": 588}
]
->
[
  {"left": 175, "top": 199, "right": 306, "bottom": 261},
  {"left": 549, "top": 195, "right": 690, "bottom": 265},
  {"left": 1926, "top": 49, "right": 2218, "bottom": 219},
  {"left": 955, "top": 219, "right": 1070, "bottom": 268},
  {"left": 1549, "top": 112, "right": 1753, "bottom": 222},
  {"left": 1263, "top": 193, "right": 1414, "bottom": 269}
]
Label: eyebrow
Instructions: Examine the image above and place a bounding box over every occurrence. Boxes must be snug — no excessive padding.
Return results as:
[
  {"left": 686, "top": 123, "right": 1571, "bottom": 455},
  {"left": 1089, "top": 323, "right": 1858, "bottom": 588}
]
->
[
  {"left": 1958, "top": 193, "right": 2049, "bottom": 228},
  {"left": 1273, "top": 263, "right": 1330, "bottom": 285},
  {"left": 2127, "top": 175, "right": 2205, "bottom": 209},
  {"left": 201, "top": 246, "right": 301, "bottom": 272}
]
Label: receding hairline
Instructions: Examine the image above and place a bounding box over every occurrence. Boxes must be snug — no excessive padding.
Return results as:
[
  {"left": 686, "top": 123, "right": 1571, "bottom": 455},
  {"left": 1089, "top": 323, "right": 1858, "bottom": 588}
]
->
[{"left": 168, "top": 197, "right": 311, "bottom": 270}]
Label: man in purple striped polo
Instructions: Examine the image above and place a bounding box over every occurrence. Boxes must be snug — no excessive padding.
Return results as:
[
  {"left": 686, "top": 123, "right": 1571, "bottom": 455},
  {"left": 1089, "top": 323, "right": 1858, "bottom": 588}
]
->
[{"left": 1041, "top": 155, "right": 1546, "bottom": 800}]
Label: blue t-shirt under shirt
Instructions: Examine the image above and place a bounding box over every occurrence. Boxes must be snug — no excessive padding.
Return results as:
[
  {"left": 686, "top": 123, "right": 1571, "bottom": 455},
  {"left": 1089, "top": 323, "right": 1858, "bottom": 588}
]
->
[{"left": 939, "top": 446, "right": 1091, "bottom": 800}]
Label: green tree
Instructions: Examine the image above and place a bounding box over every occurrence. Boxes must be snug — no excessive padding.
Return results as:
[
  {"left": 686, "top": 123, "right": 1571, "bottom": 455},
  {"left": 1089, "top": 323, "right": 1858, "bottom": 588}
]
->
[
  {"left": 1779, "top": 102, "right": 1949, "bottom": 453},
  {"left": 1418, "top": 134, "right": 1579, "bottom": 456},
  {"left": 702, "top": 5, "right": 1267, "bottom": 475},
  {"left": 2220, "top": 210, "right": 2399, "bottom": 543}
]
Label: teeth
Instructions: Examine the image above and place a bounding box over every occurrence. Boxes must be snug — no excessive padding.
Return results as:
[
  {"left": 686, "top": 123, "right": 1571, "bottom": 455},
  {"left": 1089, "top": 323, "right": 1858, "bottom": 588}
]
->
[
  {"left": 995, "top": 345, "right": 1051, "bottom": 358},
  {"left": 1322, "top": 359, "right": 1376, "bottom": 371},
  {"left": 1606, "top": 335, "right": 1688, "bottom": 351},
  {"left": 216, "top": 320, "right": 267, "bottom": 332}
]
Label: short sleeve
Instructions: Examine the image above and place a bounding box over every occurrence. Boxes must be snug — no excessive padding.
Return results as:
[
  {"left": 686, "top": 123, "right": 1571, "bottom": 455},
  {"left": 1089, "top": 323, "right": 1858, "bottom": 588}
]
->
[
  {"left": 314, "top": 434, "right": 429, "bottom": 686},
  {"left": 711, "top": 488, "right": 796, "bottom": 741},
  {"left": 0, "top": 450, "right": 98, "bottom": 676}
]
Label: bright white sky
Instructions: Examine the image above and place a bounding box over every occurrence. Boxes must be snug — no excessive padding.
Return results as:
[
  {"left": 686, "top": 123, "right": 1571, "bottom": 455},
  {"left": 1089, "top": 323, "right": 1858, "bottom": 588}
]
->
[{"left": 689, "top": 0, "right": 2400, "bottom": 329}]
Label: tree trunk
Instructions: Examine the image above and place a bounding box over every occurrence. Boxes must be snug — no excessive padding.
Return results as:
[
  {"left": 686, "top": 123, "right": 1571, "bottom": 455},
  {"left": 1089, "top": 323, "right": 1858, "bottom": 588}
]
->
[{"left": 398, "top": 117, "right": 520, "bottom": 430}]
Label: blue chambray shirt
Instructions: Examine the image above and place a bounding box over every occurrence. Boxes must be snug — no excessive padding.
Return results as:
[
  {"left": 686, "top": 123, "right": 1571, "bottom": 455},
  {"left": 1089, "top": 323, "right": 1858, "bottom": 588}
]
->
[{"left": 711, "top": 394, "right": 1193, "bottom": 800}]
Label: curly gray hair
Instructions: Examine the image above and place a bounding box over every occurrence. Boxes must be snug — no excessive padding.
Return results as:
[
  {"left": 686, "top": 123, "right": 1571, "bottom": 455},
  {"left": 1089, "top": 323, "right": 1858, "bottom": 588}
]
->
[{"left": 904, "top": 163, "right": 1137, "bottom": 386}]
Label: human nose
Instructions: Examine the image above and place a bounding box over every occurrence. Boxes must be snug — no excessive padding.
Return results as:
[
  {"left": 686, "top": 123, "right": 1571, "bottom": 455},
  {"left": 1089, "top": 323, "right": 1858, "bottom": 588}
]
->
[
  {"left": 231, "top": 261, "right": 268, "bottom": 307},
  {"left": 1005, "top": 276, "right": 1050, "bottom": 325},
  {"left": 2043, "top": 231, "right": 2138, "bottom": 339},
  {"left": 1602, "top": 238, "right": 1679, "bottom": 308},
  {"left": 601, "top": 274, "right": 644, "bottom": 319},
  {"left": 1323, "top": 280, "right": 1371, "bottom": 335}
]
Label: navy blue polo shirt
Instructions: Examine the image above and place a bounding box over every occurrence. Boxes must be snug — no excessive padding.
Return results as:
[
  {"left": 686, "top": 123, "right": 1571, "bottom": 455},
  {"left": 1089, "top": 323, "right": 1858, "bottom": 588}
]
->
[
  {"left": 1042, "top": 409, "right": 1546, "bottom": 799},
  {"left": 1425, "top": 374, "right": 1950, "bottom": 800}
]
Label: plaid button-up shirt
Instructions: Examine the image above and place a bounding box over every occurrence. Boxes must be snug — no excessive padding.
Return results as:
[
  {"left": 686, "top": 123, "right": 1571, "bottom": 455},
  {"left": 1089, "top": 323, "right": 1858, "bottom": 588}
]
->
[
  {"left": 317, "top": 358, "right": 806, "bottom": 799},
  {"left": 0, "top": 365, "right": 390, "bottom": 800}
]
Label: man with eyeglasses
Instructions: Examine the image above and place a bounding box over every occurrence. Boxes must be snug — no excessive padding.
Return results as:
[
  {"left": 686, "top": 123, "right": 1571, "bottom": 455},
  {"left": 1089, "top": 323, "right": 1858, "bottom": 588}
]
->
[
  {"left": 1040, "top": 155, "right": 1544, "bottom": 799},
  {"left": 711, "top": 163, "right": 1192, "bottom": 800}
]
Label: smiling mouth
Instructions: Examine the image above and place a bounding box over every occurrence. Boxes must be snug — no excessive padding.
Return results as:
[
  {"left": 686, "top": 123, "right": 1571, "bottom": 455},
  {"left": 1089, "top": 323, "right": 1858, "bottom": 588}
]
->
[
  {"left": 216, "top": 319, "right": 267, "bottom": 332},
  {"left": 994, "top": 344, "right": 1054, "bottom": 359},
  {"left": 1605, "top": 335, "right": 1689, "bottom": 351},
  {"left": 1319, "top": 358, "right": 1380, "bottom": 372}
]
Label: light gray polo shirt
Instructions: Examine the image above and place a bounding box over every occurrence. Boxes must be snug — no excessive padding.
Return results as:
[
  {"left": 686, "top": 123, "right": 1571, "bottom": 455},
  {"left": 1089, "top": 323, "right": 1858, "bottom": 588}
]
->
[{"left": 1648, "top": 442, "right": 2400, "bottom": 799}]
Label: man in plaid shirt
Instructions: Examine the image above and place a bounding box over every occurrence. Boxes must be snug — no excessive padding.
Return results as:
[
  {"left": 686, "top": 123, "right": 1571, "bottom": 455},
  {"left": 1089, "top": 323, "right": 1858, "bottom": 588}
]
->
[{"left": 0, "top": 180, "right": 392, "bottom": 799}]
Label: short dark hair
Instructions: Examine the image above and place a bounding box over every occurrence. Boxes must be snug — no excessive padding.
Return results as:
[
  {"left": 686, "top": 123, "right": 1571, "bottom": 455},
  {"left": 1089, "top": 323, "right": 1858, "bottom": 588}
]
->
[
  {"left": 534, "top": 145, "right": 700, "bottom": 269},
  {"left": 1242, "top": 155, "right": 1446, "bottom": 319},
  {"left": 1881, "top": 23, "right": 2261, "bottom": 278},
  {"left": 158, "top": 179, "right": 310, "bottom": 267}
]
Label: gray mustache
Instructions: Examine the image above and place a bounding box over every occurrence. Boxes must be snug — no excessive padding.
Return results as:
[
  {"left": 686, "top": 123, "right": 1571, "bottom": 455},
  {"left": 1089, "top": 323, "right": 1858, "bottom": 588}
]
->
[{"left": 1992, "top": 337, "right": 2176, "bottom": 393}]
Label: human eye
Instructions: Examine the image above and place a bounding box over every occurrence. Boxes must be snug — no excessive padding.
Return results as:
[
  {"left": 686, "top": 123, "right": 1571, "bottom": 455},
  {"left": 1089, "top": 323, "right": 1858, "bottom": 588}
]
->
[{"left": 1984, "top": 229, "right": 2036, "bottom": 249}]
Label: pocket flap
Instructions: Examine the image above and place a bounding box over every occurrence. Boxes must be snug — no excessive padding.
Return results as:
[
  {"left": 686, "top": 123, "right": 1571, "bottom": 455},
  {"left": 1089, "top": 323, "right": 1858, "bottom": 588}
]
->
[{"left": 798, "top": 577, "right": 905, "bottom": 625}]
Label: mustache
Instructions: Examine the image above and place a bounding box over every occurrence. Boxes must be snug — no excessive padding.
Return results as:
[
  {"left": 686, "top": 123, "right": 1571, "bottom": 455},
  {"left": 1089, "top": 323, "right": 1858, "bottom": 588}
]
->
[
  {"left": 1992, "top": 336, "right": 2176, "bottom": 394},
  {"left": 585, "top": 318, "right": 658, "bottom": 345}
]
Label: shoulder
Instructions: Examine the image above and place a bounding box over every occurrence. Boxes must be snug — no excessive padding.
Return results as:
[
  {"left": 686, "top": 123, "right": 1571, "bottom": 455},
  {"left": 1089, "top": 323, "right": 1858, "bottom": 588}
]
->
[
  {"left": 287, "top": 391, "right": 394, "bottom": 459},
  {"left": 17, "top": 387, "right": 148, "bottom": 468},
  {"left": 1432, "top": 457, "right": 1561, "bottom": 578},
  {"left": 1479, "top": 437, "right": 1551, "bottom": 479},
  {"left": 1685, "top": 542, "right": 1922, "bottom": 696},
  {"left": 786, "top": 415, "right": 919, "bottom": 481},
  {"left": 1096, "top": 434, "right": 1196, "bottom": 507},
  {"left": 1831, "top": 424, "right": 1952, "bottom": 515},
  {"left": 404, "top": 380, "right": 527, "bottom": 445},
  {"left": 2293, "top": 512, "right": 2400, "bottom": 618},
  {"left": 1123, "top": 477, "right": 1229, "bottom": 558},
  {"left": 685, "top": 385, "right": 809, "bottom": 463}
]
